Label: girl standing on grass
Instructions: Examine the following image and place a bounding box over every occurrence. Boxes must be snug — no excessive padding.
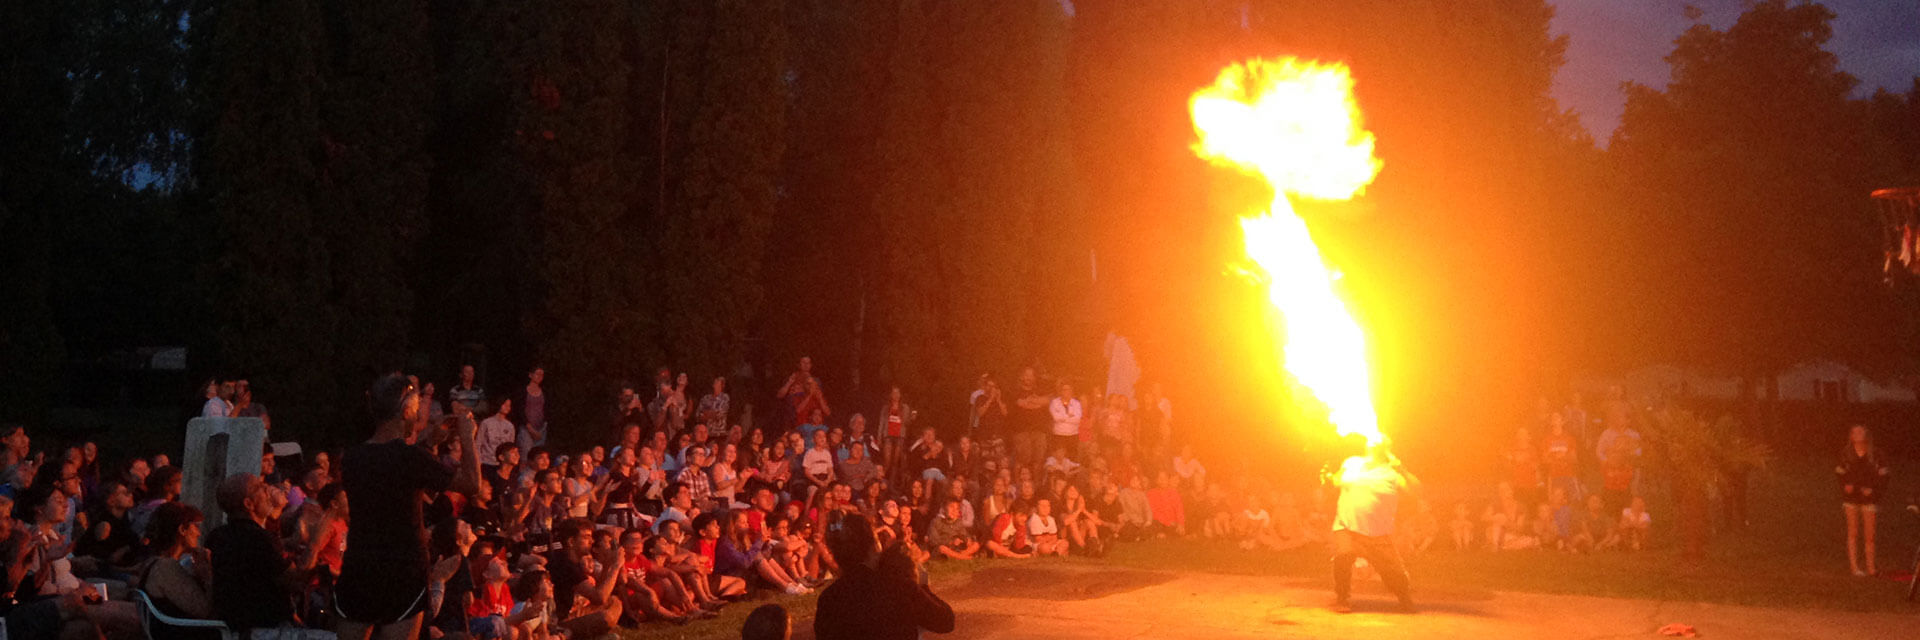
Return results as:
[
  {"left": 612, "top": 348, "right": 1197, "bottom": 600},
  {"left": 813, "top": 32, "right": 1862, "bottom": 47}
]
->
[{"left": 1837, "top": 425, "right": 1890, "bottom": 576}]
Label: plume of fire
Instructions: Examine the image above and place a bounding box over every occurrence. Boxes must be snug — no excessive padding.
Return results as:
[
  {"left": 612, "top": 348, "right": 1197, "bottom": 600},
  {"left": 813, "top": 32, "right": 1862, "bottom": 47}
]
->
[{"left": 1189, "top": 57, "right": 1384, "bottom": 445}]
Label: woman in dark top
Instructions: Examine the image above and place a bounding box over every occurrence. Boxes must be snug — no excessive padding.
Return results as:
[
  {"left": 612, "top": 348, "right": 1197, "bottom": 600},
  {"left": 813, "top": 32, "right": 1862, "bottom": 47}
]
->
[
  {"left": 335, "top": 375, "right": 478, "bottom": 640},
  {"left": 1837, "top": 424, "right": 1890, "bottom": 577}
]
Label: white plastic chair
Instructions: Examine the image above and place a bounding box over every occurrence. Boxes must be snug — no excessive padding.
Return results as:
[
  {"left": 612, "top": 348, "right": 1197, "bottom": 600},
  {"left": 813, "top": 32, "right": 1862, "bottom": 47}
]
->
[{"left": 132, "top": 590, "right": 238, "bottom": 640}]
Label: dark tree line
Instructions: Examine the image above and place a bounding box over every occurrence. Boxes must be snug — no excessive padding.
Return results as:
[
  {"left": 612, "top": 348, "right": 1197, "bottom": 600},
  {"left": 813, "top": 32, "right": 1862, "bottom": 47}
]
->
[{"left": 1, "top": 0, "right": 1915, "bottom": 457}]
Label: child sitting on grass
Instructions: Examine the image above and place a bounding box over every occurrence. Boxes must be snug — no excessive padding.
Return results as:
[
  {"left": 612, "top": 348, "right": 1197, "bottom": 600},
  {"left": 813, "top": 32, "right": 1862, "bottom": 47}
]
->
[
  {"left": 1620, "top": 496, "right": 1651, "bottom": 551},
  {"left": 1587, "top": 494, "right": 1621, "bottom": 551},
  {"left": 1500, "top": 508, "right": 1539, "bottom": 550},
  {"left": 1406, "top": 500, "right": 1438, "bottom": 554},
  {"left": 1547, "top": 489, "right": 1575, "bottom": 552},
  {"left": 1234, "top": 494, "right": 1291, "bottom": 551},
  {"left": 928, "top": 499, "right": 979, "bottom": 560},
  {"left": 988, "top": 500, "right": 1034, "bottom": 558},
  {"left": 1448, "top": 502, "right": 1475, "bottom": 551},
  {"left": 1531, "top": 503, "right": 1559, "bottom": 550}
]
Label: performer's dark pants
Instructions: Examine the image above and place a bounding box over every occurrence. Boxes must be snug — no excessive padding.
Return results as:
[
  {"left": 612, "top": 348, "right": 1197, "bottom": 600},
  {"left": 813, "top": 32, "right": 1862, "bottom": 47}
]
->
[{"left": 1333, "top": 530, "right": 1412, "bottom": 604}]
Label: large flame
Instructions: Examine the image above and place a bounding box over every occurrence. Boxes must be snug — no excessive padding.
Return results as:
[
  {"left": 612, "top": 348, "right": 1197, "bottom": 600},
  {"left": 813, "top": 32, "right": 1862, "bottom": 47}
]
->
[{"left": 1190, "top": 57, "right": 1383, "bottom": 444}]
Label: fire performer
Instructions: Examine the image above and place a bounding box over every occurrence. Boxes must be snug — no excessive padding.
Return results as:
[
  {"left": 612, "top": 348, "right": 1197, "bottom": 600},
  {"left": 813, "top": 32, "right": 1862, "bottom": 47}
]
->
[{"left": 1324, "top": 437, "right": 1419, "bottom": 613}]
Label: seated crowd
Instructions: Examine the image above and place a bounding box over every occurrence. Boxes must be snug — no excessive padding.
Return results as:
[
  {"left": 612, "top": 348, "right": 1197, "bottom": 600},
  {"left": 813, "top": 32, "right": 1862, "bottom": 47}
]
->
[{"left": 0, "top": 364, "right": 1670, "bottom": 640}]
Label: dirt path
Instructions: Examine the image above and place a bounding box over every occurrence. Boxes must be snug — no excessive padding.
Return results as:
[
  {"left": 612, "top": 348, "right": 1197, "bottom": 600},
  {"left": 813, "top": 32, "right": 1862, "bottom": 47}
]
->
[{"left": 906, "top": 565, "right": 1912, "bottom": 639}]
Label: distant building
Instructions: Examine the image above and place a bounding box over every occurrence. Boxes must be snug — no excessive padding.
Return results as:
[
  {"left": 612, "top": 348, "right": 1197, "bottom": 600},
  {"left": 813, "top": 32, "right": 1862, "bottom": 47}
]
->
[{"left": 1585, "top": 359, "right": 1915, "bottom": 404}]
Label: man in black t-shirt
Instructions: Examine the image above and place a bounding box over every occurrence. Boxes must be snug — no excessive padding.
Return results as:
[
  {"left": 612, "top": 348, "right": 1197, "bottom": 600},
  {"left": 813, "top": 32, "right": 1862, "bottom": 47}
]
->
[
  {"left": 337, "top": 374, "right": 479, "bottom": 640},
  {"left": 1010, "top": 368, "right": 1050, "bottom": 469},
  {"left": 543, "top": 518, "right": 623, "bottom": 637}
]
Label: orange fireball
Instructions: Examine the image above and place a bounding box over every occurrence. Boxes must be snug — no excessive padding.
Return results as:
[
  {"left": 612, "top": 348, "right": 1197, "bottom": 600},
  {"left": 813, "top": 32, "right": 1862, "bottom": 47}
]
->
[{"left": 1190, "top": 57, "right": 1383, "bottom": 444}]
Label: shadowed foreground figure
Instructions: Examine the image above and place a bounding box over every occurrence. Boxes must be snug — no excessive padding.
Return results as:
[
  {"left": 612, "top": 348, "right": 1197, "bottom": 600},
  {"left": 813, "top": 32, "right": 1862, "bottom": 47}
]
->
[
  {"left": 1327, "top": 438, "right": 1420, "bottom": 613},
  {"left": 813, "top": 512, "right": 954, "bottom": 640}
]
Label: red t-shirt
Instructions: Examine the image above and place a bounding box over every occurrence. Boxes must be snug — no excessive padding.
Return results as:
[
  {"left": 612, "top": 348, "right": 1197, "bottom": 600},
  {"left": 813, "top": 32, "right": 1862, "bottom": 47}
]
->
[
  {"left": 1147, "top": 487, "right": 1185, "bottom": 527},
  {"left": 1543, "top": 434, "right": 1577, "bottom": 479},
  {"left": 885, "top": 407, "right": 905, "bottom": 438},
  {"left": 1508, "top": 445, "right": 1541, "bottom": 487},
  {"left": 468, "top": 581, "right": 513, "bottom": 618},
  {"left": 991, "top": 513, "right": 1027, "bottom": 549}
]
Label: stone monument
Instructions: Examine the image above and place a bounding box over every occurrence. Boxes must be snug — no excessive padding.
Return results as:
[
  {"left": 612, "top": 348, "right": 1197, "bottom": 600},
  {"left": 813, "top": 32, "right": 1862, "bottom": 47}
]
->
[{"left": 182, "top": 417, "right": 266, "bottom": 528}]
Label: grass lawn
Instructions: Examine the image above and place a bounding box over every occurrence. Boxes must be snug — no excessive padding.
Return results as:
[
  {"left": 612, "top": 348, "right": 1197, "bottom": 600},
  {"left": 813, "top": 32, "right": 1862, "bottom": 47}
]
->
[{"left": 626, "top": 458, "right": 1920, "bottom": 640}]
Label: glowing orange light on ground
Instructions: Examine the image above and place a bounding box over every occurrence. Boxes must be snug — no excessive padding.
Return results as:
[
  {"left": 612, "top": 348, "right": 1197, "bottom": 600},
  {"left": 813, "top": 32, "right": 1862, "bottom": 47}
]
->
[{"left": 1189, "top": 57, "right": 1383, "bottom": 445}]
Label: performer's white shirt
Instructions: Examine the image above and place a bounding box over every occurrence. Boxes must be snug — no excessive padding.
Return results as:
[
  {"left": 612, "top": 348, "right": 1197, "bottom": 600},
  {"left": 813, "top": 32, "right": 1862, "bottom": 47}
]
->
[{"left": 1333, "top": 457, "right": 1403, "bottom": 537}]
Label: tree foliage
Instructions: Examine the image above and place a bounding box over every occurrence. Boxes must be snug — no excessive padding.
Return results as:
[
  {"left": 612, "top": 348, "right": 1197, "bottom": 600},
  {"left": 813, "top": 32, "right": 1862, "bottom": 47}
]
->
[
  {"left": 1608, "top": 1, "right": 1887, "bottom": 379},
  {"left": 6, "top": 0, "right": 1915, "bottom": 456}
]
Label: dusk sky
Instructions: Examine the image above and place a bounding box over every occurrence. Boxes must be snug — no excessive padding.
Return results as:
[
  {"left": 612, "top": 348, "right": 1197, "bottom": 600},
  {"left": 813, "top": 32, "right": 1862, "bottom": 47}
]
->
[{"left": 1550, "top": 0, "right": 1919, "bottom": 142}]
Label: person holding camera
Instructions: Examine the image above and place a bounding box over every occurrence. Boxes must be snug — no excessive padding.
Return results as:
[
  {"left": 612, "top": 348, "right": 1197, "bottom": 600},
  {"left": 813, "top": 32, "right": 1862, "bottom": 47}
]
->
[{"left": 813, "top": 512, "right": 953, "bottom": 640}]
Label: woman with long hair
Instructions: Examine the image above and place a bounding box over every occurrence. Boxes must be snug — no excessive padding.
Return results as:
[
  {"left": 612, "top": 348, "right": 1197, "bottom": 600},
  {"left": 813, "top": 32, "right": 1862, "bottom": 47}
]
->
[
  {"left": 563, "top": 453, "right": 596, "bottom": 519},
  {"left": 761, "top": 439, "right": 793, "bottom": 499},
  {"left": 1838, "top": 424, "right": 1891, "bottom": 576},
  {"left": 711, "top": 443, "right": 743, "bottom": 508},
  {"left": 139, "top": 502, "right": 213, "bottom": 619}
]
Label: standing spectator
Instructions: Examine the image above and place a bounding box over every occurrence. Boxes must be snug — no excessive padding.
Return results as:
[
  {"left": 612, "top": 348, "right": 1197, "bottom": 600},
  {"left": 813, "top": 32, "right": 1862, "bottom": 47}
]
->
[
  {"left": 971, "top": 376, "right": 1008, "bottom": 445},
  {"left": 1011, "top": 368, "right": 1050, "bottom": 469},
  {"left": 1542, "top": 414, "right": 1579, "bottom": 499},
  {"left": 232, "top": 380, "right": 271, "bottom": 431},
  {"left": 336, "top": 374, "right": 479, "bottom": 640},
  {"left": 420, "top": 382, "right": 446, "bottom": 426},
  {"left": 513, "top": 366, "right": 548, "bottom": 452},
  {"left": 1595, "top": 417, "right": 1641, "bottom": 513},
  {"left": 698, "top": 377, "right": 730, "bottom": 431},
  {"left": 1135, "top": 383, "right": 1164, "bottom": 455},
  {"left": 1838, "top": 425, "right": 1890, "bottom": 577},
  {"left": 877, "top": 387, "right": 914, "bottom": 481},
  {"left": 1504, "top": 427, "right": 1543, "bottom": 508},
  {"left": 449, "top": 364, "right": 488, "bottom": 416},
  {"left": 1100, "top": 394, "right": 1133, "bottom": 451},
  {"left": 667, "top": 373, "right": 693, "bottom": 435},
  {"left": 1564, "top": 393, "right": 1592, "bottom": 464},
  {"left": 201, "top": 379, "right": 235, "bottom": 418},
  {"left": 777, "top": 358, "right": 823, "bottom": 429},
  {"left": 1047, "top": 382, "right": 1083, "bottom": 460},
  {"left": 477, "top": 399, "right": 516, "bottom": 469}
]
